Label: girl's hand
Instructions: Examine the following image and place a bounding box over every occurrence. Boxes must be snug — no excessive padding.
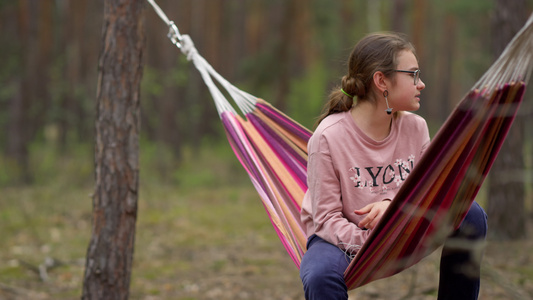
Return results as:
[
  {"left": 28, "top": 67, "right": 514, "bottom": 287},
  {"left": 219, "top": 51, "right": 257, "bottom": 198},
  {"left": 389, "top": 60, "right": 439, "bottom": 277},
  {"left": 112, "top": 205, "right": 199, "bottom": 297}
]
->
[{"left": 354, "top": 200, "right": 391, "bottom": 230}]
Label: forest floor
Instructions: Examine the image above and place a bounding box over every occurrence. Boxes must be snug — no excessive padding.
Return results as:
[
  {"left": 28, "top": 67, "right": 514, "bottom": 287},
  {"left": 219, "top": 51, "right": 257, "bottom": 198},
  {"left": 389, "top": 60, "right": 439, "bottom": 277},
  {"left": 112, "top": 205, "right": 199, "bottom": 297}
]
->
[{"left": 1, "top": 165, "right": 532, "bottom": 300}]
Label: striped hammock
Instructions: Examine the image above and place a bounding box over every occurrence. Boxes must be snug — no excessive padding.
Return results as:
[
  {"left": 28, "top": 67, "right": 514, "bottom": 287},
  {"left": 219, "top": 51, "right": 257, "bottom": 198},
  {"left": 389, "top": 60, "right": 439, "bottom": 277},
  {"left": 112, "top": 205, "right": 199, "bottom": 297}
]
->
[{"left": 148, "top": 1, "right": 533, "bottom": 290}]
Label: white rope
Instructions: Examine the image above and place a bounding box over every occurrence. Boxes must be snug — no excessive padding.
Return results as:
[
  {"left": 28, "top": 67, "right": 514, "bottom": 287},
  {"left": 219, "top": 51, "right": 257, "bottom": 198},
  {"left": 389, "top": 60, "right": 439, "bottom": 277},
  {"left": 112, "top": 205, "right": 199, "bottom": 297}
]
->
[
  {"left": 146, "top": 0, "right": 171, "bottom": 25},
  {"left": 146, "top": 0, "right": 257, "bottom": 117}
]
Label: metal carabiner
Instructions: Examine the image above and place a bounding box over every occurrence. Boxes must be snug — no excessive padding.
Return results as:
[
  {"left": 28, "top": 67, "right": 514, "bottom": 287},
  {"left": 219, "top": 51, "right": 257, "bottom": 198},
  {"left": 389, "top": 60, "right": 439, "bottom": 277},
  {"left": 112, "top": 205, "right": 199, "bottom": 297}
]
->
[{"left": 167, "top": 21, "right": 183, "bottom": 48}]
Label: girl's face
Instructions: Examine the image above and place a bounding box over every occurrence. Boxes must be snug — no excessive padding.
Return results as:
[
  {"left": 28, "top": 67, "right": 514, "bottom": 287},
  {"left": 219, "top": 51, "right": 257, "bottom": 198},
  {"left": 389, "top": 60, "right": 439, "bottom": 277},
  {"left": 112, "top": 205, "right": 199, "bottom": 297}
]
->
[{"left": 387, "top": 50, "right": 425, "bottom": 112}]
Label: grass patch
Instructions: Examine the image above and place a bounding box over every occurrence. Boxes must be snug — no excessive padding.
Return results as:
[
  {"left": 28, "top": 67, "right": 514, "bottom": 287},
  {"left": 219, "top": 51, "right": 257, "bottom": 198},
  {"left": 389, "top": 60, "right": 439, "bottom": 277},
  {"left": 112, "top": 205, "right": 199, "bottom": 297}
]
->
[
  {"left": 0, "top": 139, "right": 290, "bottom": 298},
  {"left": 1, "top": 140, "right": 532, "bottom": 299}
]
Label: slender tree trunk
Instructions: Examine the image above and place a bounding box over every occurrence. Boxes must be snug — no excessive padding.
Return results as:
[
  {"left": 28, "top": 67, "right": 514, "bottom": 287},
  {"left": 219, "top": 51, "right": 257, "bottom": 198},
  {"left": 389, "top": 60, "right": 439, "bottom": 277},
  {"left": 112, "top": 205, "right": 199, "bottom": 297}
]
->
[
  {"left": 391, "top": 0, "right": 407, "bottom": 32},
  {"left": 200, "top": 0, "right": 223, "bottom": 139},
  {"left": 411, "top": 0, "right": 426, "bottom": 63},
  {"left": 82, "top": 0, "right": 144, "bottom": 299},
  {"left": 487, "top": 0, "right": 527, "bottom": 240},
  {"left": 275, "top": 0, "right": 295, "bottom": 111},
  {"left": 8, "top": 0, "right": 32, "bottom": 184},
  {"left": 439, "top": 15, "right": 457, "bottom": 121},
  {"left": 367, "top": 0, "right": 381, "bottom": 32},
  {"left": 58, "top": 0, "right": 90, "bottom": 149}
]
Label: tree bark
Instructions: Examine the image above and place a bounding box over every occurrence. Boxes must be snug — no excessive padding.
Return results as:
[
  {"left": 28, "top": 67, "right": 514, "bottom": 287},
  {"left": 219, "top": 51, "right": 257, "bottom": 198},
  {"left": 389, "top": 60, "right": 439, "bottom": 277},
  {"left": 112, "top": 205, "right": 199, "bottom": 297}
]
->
[
  {"left": 487, "top": 0, "right": 527, "bottom": 240},
  {"left": 438, "top": 14, "right": 457, "bottom": 121},
  {"left": 275, "top": 0, "right": 296, "bottom": 111},
  {"left": 391, "top": 0, "right": 407, "bottom": 32},
  {"left": 7, "top": 0, "right": 41, "bottom": 184},
  {"left": 82, "top": 0, "right": 144, "bottom": 299}
]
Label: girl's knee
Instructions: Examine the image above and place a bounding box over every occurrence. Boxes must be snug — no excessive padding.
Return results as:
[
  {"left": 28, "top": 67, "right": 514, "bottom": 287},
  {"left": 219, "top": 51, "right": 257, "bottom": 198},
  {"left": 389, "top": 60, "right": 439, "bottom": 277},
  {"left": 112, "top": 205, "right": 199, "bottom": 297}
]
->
[
  {"left": 300, "top": 259, "right": 343, "bottom": 289},
  {"left": 300, "top": 268, "right": 347, "bottom": 299},
  {"left": 301, "top": 269, "right": 325, "bottom": 289},
  {"left": 460, "top": 202, "right": 488, "bottom": 239}
]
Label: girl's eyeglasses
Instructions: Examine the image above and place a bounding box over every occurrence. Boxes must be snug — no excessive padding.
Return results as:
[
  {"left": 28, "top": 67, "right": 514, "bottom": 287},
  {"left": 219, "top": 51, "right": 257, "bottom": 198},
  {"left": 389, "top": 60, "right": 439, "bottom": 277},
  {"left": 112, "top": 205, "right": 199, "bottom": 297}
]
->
[{"left": 394, "top": 69, "right": 421, "bottom": 85}]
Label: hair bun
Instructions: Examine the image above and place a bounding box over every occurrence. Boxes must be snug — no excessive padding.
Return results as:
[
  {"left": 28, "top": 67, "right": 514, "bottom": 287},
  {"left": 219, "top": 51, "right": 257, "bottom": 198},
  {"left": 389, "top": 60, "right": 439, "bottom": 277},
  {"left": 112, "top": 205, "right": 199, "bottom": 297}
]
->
[{"left": 341, "top": 76, "right": 357, "bottom": 98}]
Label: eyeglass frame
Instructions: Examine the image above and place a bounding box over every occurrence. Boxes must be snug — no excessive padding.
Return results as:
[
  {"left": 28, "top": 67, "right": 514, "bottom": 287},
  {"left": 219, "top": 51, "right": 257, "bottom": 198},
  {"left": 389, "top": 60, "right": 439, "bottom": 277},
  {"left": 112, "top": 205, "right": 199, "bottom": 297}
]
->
[{"left": 394, "top": 69, "right": 421, "bottom": 85}]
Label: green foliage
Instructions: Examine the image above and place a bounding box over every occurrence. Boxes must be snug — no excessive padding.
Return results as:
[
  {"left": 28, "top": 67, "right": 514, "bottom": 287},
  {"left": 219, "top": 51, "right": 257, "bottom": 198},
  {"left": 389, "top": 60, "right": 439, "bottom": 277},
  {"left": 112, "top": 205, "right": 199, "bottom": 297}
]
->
[
  {"left": 285, "top": 62, "right": 330, "bottom": 129},
  {"left": 170, "top": 138, "right": 250, "bottom": 189},
  {"left": 237, "top": 42, "right": 281, "bottom": 103},
  {"left": 139, "top": 138, "right": 177, "bottom": 184},
  {"left": 28, "top": 140, "right": 93, "bottom": 187},
  {"left": 142, "top": 66, "right": 166, "bottom": 98},
  {"left": 311, "top": 0, "right": 342, "bottom": 55},
  {"left": 0, "top": 0, "right": 16, "bottom": 9},
  {"left": 0, "top": 138, "right": 93, "bottom": 187},
  {"left": 0, "top": 156, "right": 23, "bottom": 186},
  {"left": 440, "top": 0, "right": 494, "bottom": 15}
]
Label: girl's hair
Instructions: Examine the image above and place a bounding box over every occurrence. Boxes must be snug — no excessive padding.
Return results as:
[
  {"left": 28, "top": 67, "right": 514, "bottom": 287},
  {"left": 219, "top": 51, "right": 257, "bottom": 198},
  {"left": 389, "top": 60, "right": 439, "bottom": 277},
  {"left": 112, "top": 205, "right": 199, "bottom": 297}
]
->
[{"left": 316, "top": 32, "right": 416, "bottom": 125}]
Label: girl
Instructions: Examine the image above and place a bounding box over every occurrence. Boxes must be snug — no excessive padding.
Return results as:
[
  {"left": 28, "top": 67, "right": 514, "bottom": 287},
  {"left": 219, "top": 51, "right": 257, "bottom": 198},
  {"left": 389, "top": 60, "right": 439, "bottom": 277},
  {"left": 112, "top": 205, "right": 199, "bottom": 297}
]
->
[{"left": 299, "top": 32, "right": 487, "bottom": 300}]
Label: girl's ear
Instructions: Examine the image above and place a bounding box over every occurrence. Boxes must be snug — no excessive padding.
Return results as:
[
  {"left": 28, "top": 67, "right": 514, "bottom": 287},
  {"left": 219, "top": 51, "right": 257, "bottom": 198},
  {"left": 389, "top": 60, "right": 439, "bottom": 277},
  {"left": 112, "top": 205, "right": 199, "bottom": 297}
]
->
[{"left": 372, "top": 71, "right": 388, "bottom": 94}]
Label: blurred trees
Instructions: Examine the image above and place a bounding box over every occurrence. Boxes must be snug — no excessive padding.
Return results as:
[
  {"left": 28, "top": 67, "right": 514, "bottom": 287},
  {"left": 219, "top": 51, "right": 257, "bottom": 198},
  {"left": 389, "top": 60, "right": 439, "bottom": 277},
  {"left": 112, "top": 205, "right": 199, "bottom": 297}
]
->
[
  {"left": 5, "top": 0, "right": 54, "bottom": 183},
  {"left": 0, "top": 1, "right": 532, "bottom": 235},
  {"left": 0, "top": 0, "right": 504, "bottom": 171},
  {"left": 1, "top": 0, "right": 101, "bottom": 183}
]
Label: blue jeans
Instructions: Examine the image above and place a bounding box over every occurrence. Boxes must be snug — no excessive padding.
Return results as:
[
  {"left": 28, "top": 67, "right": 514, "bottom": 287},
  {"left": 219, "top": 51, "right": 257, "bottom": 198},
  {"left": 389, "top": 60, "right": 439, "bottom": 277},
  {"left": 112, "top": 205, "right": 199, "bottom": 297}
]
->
[{"left": 299, "top": 201, "right": 488, "bottom": 300}]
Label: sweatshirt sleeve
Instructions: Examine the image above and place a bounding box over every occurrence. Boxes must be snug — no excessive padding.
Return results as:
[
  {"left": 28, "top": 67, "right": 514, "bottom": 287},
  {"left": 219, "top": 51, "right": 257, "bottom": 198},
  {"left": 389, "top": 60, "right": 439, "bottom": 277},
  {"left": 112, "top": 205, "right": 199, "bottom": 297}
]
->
[{"left": 306, "top": 135, "right": 372, "bottom": 253}]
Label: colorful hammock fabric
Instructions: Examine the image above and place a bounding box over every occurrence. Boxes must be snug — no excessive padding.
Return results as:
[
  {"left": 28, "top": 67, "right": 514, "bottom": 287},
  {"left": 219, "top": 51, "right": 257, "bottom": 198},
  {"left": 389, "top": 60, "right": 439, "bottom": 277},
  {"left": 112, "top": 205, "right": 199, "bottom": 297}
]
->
[{"left": 148, "top": 0, "right": 533, "bottom": 290}]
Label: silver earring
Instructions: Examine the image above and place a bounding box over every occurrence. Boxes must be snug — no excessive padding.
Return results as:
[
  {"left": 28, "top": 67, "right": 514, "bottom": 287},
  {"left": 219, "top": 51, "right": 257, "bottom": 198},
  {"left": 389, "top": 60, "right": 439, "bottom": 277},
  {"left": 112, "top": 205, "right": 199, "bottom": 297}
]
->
[{"left": 383, "top": 90, "right": 392, "bottom": 115}]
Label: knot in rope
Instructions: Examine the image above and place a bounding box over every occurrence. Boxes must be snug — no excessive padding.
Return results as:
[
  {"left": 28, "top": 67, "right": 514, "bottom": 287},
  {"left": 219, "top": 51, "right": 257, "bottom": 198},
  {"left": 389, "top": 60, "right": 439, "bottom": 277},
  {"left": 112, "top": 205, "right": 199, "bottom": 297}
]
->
[{"left": 179, "top": 35, "right": 197, "bottom": 61}]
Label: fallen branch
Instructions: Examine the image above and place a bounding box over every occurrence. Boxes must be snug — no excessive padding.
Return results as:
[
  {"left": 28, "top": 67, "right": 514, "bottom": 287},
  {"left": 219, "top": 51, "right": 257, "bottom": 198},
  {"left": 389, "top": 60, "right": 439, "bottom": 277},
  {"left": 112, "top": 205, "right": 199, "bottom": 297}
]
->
[{"left": 18, "top": 257, "right": 63, "bottom": 282}]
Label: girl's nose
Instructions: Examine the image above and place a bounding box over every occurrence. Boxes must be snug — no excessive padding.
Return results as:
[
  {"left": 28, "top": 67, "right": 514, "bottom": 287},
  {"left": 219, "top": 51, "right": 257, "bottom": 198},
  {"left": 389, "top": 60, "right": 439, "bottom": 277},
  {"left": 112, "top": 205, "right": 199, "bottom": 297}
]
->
[{"left": 417, "top": 79, "right": 426, "bottom": 90}]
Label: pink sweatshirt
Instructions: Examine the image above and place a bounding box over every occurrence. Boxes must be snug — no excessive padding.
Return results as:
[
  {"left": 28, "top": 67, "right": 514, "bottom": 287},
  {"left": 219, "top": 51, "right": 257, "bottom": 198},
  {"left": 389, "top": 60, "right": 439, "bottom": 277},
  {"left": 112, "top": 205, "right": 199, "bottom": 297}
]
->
[{"left": 301, "top": 110, "right": 430, "bottom": 253}]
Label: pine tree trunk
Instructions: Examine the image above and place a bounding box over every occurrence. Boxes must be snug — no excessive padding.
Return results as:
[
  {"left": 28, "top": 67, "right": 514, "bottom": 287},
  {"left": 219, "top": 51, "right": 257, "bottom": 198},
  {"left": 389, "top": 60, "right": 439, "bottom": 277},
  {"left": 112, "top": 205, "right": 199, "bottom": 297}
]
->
[
  {"left": 487, "top": 0, "right": 527, "bottom": 240},
  {"left": 82, "top": 0, "right": 144, "bottom": 299},
  {"left": 391, "top": 0, "right": 407, "bottom": 32}
]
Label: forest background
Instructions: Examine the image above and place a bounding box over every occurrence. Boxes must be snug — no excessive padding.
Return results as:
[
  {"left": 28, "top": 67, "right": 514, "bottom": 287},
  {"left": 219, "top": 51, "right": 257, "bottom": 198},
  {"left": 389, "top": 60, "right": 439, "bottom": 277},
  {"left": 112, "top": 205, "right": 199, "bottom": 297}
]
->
[{"left": 1, "top": 0, "right": 533, "bottom": 299}]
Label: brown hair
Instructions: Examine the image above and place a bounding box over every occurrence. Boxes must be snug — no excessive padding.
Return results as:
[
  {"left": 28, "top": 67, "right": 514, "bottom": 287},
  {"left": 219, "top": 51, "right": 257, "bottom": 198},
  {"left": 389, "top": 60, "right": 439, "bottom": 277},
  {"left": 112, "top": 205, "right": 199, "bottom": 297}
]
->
[{"left": 316, "top": 32, "right": 416, "bottom": 125}]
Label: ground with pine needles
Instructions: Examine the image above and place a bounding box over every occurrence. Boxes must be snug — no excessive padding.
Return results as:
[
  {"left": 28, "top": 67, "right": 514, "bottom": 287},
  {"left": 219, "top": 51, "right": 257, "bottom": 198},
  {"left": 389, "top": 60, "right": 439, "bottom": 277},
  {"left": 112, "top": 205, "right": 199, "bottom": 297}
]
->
[{"left": 1, "top": 144, "right": 531, "bottom": 299}]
